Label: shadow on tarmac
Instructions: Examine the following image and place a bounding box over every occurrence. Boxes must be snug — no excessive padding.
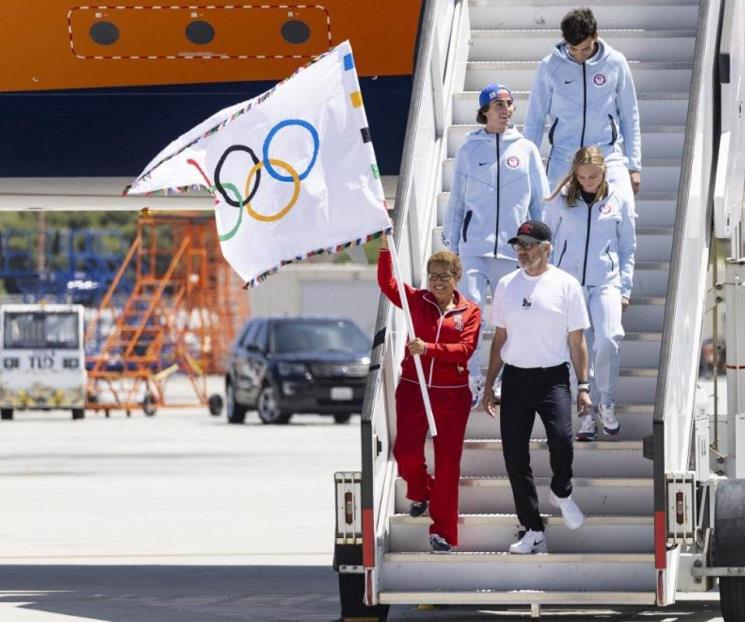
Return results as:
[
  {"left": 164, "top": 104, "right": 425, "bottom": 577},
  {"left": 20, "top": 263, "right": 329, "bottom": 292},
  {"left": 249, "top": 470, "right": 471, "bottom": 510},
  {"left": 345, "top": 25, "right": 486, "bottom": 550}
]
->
[{"left": 0, "top": 565, "right": 341, "bottom": 622}]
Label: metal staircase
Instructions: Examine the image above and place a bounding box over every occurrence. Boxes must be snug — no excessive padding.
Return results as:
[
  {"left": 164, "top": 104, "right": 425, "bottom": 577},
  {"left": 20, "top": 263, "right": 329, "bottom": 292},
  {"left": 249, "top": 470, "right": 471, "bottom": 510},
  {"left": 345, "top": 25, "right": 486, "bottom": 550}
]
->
[{"left": 379, "top": 0, "right": 698, "bottom": 608}]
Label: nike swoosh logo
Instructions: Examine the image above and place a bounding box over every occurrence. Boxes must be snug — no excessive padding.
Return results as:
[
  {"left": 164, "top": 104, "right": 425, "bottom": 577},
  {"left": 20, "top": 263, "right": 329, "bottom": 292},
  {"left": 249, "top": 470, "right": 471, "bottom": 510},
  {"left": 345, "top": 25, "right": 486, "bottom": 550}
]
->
[
  {"left": 564, "top": 80, "right": 575, "bottom": 84},
  {"left": 478, "top": 162, "right": 489, "bottom": 166}
]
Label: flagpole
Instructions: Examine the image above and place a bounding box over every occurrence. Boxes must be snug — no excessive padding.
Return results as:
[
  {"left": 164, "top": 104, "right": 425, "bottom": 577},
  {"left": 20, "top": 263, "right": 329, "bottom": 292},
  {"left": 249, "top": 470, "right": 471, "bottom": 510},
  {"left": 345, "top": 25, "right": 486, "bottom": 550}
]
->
[{"left": 386, "top": 236, "right": 438, "bottom": 437}]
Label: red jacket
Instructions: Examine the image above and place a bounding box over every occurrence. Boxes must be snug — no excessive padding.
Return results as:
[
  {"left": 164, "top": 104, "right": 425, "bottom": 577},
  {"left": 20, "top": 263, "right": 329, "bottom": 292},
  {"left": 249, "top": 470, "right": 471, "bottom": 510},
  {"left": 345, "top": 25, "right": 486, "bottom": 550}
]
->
[{"left": 377, "top": 249, "right": 481, "bottom": 387}]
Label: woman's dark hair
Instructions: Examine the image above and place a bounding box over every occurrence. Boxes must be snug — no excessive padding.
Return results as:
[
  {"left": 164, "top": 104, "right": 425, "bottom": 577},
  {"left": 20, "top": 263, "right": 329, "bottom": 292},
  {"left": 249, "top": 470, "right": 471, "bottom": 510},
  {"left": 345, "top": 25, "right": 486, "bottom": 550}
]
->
[
  {"left": 560, "top": 8, "right": 598, "bottom": 46},
  {"left": 476, "top": 106, "right": 488, "bottom": 124}
]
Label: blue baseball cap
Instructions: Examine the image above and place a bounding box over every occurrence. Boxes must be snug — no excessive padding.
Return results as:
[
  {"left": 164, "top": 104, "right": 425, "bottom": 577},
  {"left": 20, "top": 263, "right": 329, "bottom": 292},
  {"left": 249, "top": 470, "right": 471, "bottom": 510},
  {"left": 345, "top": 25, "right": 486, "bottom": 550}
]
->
[{"left": 479, "top": 83, "right": 513, "bottom": 108}]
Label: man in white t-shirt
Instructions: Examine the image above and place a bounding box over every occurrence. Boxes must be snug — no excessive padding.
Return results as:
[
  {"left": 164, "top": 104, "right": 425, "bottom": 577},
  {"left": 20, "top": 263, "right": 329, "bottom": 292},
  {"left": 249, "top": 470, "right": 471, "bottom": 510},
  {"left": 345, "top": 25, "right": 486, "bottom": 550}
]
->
[{"left": 483, "top": 220, "right": 592, "bottom": 554}]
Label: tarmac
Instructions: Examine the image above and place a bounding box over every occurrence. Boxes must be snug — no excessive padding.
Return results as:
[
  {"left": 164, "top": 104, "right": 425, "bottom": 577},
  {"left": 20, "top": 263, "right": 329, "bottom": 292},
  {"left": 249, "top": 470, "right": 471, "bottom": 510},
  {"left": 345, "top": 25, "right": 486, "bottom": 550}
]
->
[{"left": 0, "top": 375, "right": 727, "bottom": 621}]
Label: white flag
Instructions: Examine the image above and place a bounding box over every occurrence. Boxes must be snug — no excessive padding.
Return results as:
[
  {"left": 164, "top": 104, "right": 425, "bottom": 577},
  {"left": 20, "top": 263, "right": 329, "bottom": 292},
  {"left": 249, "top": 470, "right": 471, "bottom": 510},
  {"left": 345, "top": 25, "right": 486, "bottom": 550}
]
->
[{"left": 126, "top": 40, "right": 392, "bottom": 286}]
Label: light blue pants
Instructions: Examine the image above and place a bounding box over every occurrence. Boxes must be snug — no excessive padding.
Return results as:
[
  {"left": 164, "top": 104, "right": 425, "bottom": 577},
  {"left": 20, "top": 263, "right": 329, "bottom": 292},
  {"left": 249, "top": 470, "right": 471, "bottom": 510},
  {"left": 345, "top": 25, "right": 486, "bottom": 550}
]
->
[
  {"left": 459, "top": 256, "right": 517, "bottom": 379},
  {"left": 547, "top": 158, "right": 635, "bottom": 208},
  {"left": 583, "top": 284, "right": 625, "bottom": 405}
]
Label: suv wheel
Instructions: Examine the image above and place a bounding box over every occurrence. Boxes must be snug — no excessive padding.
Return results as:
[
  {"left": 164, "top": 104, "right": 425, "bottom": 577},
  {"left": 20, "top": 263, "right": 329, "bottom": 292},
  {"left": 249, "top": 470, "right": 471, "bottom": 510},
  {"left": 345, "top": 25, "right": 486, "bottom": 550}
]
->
[
  {"left": 257, "top": 385, "right": 291, "bottom": 424},
  {"left": 226, "top": 382, "right": 248, "bottom": 424},
  {"left": 333, "top": 413, "right": 352, "bottom": 424}
]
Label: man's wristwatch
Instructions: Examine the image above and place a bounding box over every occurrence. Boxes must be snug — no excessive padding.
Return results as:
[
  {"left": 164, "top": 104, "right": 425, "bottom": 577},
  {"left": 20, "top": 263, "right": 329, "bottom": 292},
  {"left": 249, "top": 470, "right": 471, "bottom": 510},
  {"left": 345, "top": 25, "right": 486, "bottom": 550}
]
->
[{"left": 577, "top": 381, "right": 590, "bottom": 393}]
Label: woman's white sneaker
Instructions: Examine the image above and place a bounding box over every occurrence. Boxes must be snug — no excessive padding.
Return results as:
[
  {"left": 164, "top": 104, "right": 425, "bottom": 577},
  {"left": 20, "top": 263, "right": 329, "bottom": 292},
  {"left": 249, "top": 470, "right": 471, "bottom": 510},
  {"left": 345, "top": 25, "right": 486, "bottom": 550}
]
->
[
  {"left": 509, "top": 529, "right": 547, "bottom": 554},
  {"left": 598, "top": 402, "right": 620, "bottom": 435},
  {"left": 549, "top": 491, "right": 585, "bottom": 530},
  {"left": 575, "top": 413, "right": 597, "bottom": 442}
]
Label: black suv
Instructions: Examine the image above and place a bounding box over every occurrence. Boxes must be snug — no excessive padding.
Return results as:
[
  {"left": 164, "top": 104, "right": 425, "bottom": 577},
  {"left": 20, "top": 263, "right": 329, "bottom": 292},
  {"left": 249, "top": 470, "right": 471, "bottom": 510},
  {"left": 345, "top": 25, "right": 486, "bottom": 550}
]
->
[{"left": 225, "top": 316, "right": 371, "bottom": 424}]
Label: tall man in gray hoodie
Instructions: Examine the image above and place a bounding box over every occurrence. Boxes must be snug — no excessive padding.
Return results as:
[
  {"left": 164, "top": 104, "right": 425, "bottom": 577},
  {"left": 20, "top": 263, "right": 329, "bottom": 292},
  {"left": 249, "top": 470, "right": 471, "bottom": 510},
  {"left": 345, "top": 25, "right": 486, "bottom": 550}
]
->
[{"left": 523, "top": 7, "right": 641, "bottom": 201}]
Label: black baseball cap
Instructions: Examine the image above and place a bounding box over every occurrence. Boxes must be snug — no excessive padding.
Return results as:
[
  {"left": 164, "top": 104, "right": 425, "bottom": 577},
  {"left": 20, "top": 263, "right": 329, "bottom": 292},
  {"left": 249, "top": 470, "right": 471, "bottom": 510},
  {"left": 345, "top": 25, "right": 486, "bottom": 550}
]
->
[{"left": 508, "top": 220, "right": 552, "bottom": 245}]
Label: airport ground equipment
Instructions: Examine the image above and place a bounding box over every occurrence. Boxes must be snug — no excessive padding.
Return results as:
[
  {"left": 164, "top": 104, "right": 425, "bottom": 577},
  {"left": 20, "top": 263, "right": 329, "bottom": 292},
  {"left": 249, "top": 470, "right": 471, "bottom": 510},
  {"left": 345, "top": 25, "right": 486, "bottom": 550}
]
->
[
  {"left": 85, "top": 212, "right": 248, "bottom": 417},
  {"left": 334, "top": 0, "right": 745, "bottom": 619},
  {"left": 0, "top": 303, "right": 86, "bottom": 420}
]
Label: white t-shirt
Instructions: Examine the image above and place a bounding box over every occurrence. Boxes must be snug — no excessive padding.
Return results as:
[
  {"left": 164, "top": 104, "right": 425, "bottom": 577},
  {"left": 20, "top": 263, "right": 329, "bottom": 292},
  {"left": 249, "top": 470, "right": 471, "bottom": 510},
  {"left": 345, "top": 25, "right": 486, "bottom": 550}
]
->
[{"left": 491, "top": 265, "right": 590, "bottom": 368}]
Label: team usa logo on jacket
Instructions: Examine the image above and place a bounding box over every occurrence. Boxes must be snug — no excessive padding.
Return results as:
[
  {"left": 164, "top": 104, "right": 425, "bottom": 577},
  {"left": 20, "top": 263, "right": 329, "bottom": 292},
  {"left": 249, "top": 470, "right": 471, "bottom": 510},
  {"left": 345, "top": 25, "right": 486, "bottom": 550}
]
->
[
  {"left": 593, "top": 73, "right": 607, "bottom": 86},
  {"left": 506, "top": 156, "right": 521, "bottom": 169},
  {"left": 599, "top": 202, "right": 612, "bottom": 214},
  {"left": 452, "top": 311, "right": 464, "bottom": 331}
]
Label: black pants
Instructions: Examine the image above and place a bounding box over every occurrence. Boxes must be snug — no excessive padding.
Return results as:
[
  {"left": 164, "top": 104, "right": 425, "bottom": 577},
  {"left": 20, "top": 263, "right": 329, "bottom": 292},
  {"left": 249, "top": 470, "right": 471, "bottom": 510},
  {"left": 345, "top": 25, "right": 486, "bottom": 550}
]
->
[{"left": 500, "top": 363, "right": 573, "bottom": 532}]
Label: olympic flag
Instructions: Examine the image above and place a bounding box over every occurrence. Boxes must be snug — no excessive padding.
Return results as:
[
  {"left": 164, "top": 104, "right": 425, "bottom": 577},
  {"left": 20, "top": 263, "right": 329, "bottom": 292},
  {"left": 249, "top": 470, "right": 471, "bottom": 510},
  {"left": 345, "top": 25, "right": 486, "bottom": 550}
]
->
[{"left": 125, "top": 40, "right": 392, "bottom": 286}]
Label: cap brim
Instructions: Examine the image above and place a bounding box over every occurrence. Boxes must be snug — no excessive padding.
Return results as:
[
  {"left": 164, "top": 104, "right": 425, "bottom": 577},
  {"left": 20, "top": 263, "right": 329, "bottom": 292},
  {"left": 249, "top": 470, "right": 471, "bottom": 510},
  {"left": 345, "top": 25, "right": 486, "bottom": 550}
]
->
[{"left": 508, "top": 234, "right": 547, "bottom": 245}]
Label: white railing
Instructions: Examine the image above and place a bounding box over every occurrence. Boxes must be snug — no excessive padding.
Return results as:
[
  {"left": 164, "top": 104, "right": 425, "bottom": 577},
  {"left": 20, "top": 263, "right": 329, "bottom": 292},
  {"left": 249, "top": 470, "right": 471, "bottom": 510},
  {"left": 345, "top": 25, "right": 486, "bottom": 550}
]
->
[{"left": 654, "top": 0, "right": 727, "bottom": 603}]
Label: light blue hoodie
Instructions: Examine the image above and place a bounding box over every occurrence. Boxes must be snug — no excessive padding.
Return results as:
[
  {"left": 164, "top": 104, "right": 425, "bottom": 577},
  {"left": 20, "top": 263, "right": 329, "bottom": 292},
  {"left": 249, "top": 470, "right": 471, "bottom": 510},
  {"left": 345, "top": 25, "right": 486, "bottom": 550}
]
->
[
  {"left": 543, "top": 187, "right": 637, "bottom": 299},
  {"left": 442, "top": 127, "right": 549, "bottom": 259},
  {"left": 524, "top": 39, "right": 642, "bottom": 173}
]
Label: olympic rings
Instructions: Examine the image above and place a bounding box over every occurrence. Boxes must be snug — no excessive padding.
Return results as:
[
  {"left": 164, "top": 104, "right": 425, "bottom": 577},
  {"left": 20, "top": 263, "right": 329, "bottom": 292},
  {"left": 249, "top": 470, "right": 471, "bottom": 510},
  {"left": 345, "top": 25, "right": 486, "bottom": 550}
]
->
[
  {"left": 243, "top": 159, "right": 301, "bottom": 223},
  {"left": 262, "top": 119, "right": 319, "bottom": 182},
  {"left": 214, "top": 145, "right": 261, "bottom": 207},
  {"left": 211, "top": 119, "right": 319, "bottom": 227}
]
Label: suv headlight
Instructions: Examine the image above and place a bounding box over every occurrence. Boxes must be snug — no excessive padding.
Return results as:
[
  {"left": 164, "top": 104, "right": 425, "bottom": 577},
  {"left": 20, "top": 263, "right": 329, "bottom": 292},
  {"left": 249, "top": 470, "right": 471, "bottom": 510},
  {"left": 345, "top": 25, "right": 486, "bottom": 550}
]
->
[{"left": 277, "top": 361, "right": 307, "bottom": 376}]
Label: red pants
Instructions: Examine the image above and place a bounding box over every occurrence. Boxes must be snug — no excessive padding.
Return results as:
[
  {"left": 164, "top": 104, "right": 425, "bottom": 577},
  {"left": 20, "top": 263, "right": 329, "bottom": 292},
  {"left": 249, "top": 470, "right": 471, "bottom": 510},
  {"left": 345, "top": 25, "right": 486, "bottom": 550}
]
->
[{"left": 393, "top": 380, "right": 471, "bottom": 546}]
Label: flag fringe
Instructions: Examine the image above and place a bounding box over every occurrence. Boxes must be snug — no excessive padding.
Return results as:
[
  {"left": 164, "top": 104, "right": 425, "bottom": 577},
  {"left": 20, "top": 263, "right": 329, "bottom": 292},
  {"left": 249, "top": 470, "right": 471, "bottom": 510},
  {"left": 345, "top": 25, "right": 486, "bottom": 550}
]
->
[{"left": 242, "top": 227, "right": 392, "bottom": 289}]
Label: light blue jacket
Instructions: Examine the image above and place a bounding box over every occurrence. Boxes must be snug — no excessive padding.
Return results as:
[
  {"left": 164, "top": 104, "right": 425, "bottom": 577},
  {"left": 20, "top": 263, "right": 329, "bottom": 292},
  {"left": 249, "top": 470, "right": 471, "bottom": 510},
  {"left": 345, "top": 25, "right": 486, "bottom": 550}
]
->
[
  {"left": 442, "top": 127, "right": 549, "bottom": 259},
  {"left": 524, "top": 39, "right": 642, "bottom": 173},
  {"left": 543, "top": 187, "right": 637, "bottom": 299}
]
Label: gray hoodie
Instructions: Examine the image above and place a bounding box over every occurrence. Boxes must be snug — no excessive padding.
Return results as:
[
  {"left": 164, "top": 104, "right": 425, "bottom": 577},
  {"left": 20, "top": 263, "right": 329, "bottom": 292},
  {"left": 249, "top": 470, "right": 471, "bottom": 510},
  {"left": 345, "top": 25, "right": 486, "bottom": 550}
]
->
[
  {"left": 442, "top": 127, "right": 549, "bottom": 259},
  {"left": 524, "top": 39, "right": 642, "bottom": 173}
]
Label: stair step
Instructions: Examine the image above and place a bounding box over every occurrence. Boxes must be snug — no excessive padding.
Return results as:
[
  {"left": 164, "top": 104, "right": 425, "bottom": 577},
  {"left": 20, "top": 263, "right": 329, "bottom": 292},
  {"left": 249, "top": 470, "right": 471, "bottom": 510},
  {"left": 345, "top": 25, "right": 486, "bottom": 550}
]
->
[
  {"left": 389, "top": 513, "right": 653, "bottom": 553},
  {"left": 468, "top": 29, "right": 695, "bottom": 63},
  {"left": 379, "top": 590, "right": 656, "bottom": 606},
  {"left": 465, "top": 61, "right": 693, "bottom": 92},
  {"left": 465, "top": 404, "right": 654, "bottom": 440},
  {"left": 454, "top": 91, "right": 689, "bottom": 126},
  {"left": 430, "top": 440, "right": 652, "bottom": 477},
  {"left": 469, "top": 0, "right": 699, "bottom": 31},
  {"left": 447, "top": 124, "right": 685, "bottom": 160},
  {"left": 442, "top": 157, "right": 682, "bottom": 194},
  {"left": 396, "top": 476, "right": 653, "bottom": 515},
  {"left": 431, "top": 223, "right": 672, "bottom": 262},
  {"left": 437, "top": 192, "right": 678, "bottom": 229},
  {"left": 380, "top": 552, "right": 656, "bottom": 592}
]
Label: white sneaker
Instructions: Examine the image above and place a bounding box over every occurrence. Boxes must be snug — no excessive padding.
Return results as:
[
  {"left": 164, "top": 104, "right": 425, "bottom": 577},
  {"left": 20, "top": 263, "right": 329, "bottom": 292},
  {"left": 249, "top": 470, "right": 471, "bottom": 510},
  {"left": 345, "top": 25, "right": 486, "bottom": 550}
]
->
[
  {"left": 575, "top": 413, "right": 597, "bottom": 442},
  {"left": 549, "top": 491, "right": 585, "bottom": 530},
  {"left": 598, "top": 402, "right": 620, "bottom": 435},
  {"left": 509, "top": 529, "right": 547, "bottom": 554},
  {"left": 469, "top": 376, "right": 485, "bottom": 408}
]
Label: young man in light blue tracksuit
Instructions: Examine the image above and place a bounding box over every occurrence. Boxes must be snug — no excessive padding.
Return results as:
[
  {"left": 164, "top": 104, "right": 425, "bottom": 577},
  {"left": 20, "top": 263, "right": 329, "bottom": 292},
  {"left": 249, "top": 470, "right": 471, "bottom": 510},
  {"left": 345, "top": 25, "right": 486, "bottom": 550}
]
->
[
  {"left": 543, "top": 146, "right": 636, "bottom": 439},
  {"left": 442, "top": 83, "right": 549, "bottom": 405},
  {"left": 523, "top": 8, "right": 641, "bottom": 203}
]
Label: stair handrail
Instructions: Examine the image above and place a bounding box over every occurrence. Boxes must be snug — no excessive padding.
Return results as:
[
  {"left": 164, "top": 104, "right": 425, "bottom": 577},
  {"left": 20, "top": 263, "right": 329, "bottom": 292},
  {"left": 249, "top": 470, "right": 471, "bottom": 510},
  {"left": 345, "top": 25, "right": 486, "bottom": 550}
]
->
[
  {"left": 84, "top": 233, "right": 142, "bottom": 345},
  {"left": 652, "top": 0, "right": 724, "bottom": 604}
]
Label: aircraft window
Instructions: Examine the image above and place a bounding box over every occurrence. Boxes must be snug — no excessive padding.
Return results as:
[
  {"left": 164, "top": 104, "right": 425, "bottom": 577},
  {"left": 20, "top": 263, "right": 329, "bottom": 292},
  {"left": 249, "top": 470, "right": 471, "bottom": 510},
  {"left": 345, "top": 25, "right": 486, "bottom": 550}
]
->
[
  {"left": 186, "top": 21, "right": 215, "bottom": 45},
  {"left": 281, "top": 20, "right": 310, "bottom": 44},
  {"left": 90, "top": 21, "right": 119, "bottom": 46}
]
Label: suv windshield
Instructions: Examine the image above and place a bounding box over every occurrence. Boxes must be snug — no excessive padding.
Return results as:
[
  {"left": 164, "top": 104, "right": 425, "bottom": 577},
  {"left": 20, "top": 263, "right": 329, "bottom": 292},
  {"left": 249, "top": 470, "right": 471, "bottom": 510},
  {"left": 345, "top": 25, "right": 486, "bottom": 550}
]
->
[{"left": 272, "top": 320, "right": 370, "bottom": 354}]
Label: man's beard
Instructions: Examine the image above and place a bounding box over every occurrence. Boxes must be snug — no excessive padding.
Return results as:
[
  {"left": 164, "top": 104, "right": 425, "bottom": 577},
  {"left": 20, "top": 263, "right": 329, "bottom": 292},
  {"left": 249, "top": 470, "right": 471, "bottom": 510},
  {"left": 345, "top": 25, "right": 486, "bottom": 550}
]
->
[{"left": 519, "top": 255, "right": 540, "bottom": 271}]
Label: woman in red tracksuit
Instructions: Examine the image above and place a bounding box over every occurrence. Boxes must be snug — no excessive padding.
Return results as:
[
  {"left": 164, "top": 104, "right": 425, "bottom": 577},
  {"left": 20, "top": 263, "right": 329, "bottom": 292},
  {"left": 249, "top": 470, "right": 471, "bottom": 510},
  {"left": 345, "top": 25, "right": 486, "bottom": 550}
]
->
[{"left": 378, "top": 233, "right": 481, "bottom": 553}]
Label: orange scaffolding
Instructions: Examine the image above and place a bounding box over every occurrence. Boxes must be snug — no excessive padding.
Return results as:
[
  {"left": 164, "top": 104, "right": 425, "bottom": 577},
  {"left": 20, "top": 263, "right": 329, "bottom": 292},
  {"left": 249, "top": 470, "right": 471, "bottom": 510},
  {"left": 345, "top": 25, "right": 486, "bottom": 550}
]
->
[{"left": 84, "top": 212, "right": 249, "bottom": 415}]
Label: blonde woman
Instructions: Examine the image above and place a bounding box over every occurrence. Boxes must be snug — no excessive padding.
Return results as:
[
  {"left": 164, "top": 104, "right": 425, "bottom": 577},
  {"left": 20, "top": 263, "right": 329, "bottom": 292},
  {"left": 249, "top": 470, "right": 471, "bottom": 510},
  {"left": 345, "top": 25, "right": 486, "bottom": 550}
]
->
[{"left": 543, "top": 146, "right": 636, "bottom": 441}]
